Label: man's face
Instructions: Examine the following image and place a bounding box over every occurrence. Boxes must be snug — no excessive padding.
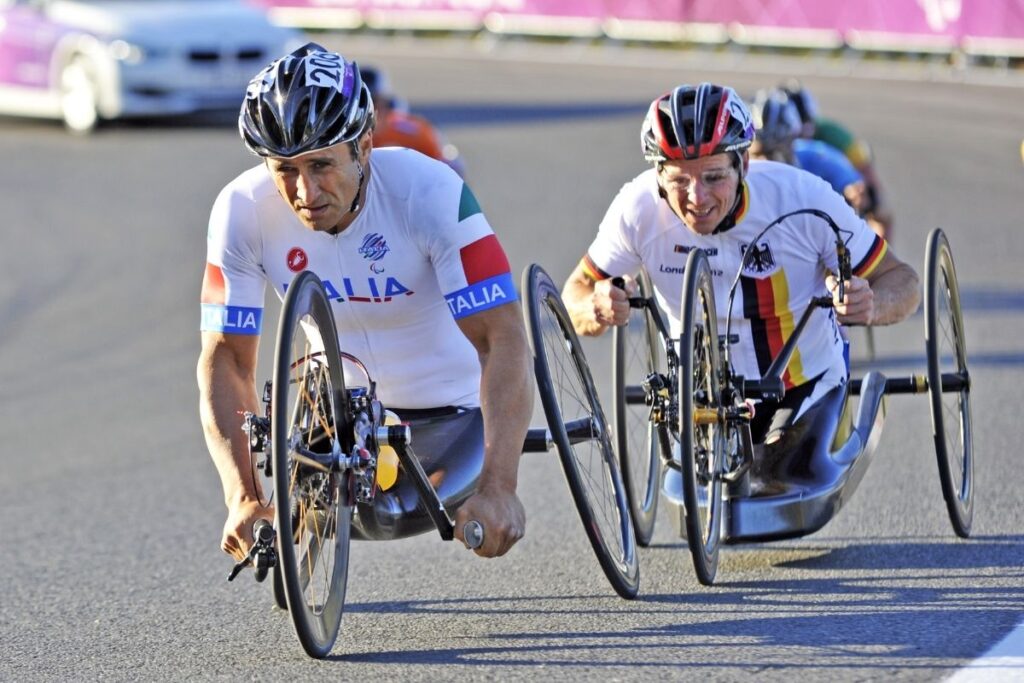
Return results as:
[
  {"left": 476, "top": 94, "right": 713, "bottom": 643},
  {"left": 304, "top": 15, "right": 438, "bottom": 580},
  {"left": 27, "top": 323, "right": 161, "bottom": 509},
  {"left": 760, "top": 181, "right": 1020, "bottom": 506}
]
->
[
  {"left": 657, "top": 153, "right": 743, "bottom": 235},
  {"left": 266, "top": 137, "right": 370, "bottom": 233}
]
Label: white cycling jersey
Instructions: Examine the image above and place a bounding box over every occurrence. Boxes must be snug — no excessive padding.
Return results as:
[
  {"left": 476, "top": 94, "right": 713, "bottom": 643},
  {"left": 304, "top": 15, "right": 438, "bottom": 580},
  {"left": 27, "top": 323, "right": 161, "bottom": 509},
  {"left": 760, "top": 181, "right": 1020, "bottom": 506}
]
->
[
  {"left": 583, "top": 159, "right": 887, "bottom": 400},
  {"left": 200, "top": 148, "right": 517, "bottom": 409}
]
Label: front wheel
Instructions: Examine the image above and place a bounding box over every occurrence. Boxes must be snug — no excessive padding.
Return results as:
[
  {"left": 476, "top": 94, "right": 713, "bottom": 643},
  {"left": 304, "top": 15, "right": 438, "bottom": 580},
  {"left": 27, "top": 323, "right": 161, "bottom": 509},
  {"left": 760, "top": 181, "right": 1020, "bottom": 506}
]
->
[
  {"left": 524, "top": 264, "right": 639, "bottom": 599},
  {"left": 612, "top": 269, "right": 664, "bottom": 547},
  {"left": 924, "top": 228, "right": 973, "bottom": 537},
  {"left": 678, "top": 250, "right": 727, "bottom": 586},
  {"left": 272, "top": 271, "right": 353, "bottom": 658}
]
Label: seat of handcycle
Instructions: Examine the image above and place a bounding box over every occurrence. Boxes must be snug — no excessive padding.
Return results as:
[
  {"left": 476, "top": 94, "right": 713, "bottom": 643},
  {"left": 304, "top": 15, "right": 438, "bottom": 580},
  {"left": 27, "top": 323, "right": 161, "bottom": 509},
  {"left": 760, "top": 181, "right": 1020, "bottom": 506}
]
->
[
  {"left": 664, "top": 370, "right": 889, "bottom": 544},
  {"left": 350, "top": 406, "right": 483, "bottom": 542}
]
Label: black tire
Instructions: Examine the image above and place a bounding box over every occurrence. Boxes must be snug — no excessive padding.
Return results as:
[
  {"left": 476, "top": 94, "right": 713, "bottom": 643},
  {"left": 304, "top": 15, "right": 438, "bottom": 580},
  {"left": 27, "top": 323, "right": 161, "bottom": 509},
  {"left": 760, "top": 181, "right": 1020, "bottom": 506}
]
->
[
  {"left": 924, "top": 229, "right": 973, "bottom": 537},
  {"left": 678, "top": 250, "right": 727, "bottom": 586},
  {"left": 272, "top": 271, "right": 353, "bottom": 658},
  {"left": 523, "top": 264, "right": 639, "bottom": 599},
  {"left": 272, "top": 562, "right": 288, "bottom": 611},
  {"left": 612, "top": 269, "right": 664, "bottom": 547}
]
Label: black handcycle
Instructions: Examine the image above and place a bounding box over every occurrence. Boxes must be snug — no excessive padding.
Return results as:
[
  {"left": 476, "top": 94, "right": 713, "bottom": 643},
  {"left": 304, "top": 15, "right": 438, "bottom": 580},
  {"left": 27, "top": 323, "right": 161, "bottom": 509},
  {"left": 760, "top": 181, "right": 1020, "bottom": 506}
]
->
[
  {"left": 613, "top": 220, "right": 972, "bottom": 585},
  {"left": 227, "top": 264, "right": 638, "bottom": 658}
]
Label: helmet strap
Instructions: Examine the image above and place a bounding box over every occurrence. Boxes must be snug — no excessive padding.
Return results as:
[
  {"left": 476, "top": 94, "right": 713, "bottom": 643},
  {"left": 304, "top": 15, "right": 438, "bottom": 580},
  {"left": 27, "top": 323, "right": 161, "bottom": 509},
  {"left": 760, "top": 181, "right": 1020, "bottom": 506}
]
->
[
  {"left": 348, "top": 162, "right": 365, "bottom": 214},
  {"left": 712, "top": 152, "right": 747, "bottom": 235}
]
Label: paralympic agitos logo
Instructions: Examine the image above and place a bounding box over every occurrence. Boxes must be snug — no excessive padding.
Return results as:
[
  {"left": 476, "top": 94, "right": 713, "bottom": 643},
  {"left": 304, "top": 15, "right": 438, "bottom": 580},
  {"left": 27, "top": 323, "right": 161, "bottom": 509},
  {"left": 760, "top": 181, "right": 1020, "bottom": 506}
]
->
[{"left": 359, "top": 232, "right": 389, "bottom": 274}]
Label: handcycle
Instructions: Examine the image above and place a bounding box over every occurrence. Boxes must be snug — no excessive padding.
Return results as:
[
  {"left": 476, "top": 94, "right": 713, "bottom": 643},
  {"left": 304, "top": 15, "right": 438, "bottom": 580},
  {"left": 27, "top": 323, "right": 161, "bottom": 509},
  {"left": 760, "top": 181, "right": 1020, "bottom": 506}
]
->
[
  {"left": 613, "top": 217, "right": 972, "bottom": 585},
  {"left": 226, "top": 264, "right": 638, "bottom": 658}
]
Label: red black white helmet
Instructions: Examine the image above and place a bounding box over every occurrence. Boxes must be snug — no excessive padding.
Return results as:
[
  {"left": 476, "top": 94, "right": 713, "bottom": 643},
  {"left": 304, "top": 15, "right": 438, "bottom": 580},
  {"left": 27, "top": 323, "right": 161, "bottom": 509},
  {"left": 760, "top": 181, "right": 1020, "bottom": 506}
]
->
[
  {"left": 239, "top": 42, "right": 374, "bottom": 158},
  {"left": 641, "top": 83, "right": 754, "bottom": 163}
]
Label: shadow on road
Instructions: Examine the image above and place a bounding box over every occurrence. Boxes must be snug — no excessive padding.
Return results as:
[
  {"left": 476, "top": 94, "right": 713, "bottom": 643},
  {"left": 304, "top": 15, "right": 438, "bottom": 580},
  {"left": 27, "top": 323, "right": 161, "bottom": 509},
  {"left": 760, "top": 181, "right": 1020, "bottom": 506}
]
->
[{"left": 326, "top": 535, "right": 1024, "bottom": 667}]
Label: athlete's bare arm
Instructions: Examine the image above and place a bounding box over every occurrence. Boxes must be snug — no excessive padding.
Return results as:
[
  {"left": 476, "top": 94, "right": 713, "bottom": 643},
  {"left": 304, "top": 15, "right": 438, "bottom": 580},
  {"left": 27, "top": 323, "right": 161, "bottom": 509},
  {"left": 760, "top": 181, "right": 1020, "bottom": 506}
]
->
[
  {"left": 452, "top": 301, "right": 533, "bottom": 558},
  {"left": 828, "top": 249, "right": 920, "bottom": 326},
  {"left": 198, "top": 332, "right": 271, "bottom": 562},
  {"left": 561, "top": 260, "right": 633, "bottom": 337}
]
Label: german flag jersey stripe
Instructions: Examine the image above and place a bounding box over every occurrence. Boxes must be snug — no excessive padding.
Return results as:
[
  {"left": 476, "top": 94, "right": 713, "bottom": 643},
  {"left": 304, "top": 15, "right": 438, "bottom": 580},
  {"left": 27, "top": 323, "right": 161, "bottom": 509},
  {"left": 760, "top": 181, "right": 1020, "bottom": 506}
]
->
[
  {"left": 852, "top": 235, "right": 887, "bottom": 278},
  {"left": 741, "top": 268, "right": 808, "bottom": 390},
  {"left": 581, "top": 254, "right": 612, "bottom": 282}
]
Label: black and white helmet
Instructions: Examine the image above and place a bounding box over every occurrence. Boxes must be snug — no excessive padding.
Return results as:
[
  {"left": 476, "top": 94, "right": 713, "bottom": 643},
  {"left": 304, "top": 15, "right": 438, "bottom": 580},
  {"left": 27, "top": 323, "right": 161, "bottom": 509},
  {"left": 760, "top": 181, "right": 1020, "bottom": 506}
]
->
[{"left": 239, "top": 42, "right": 374, "bottom": 158}]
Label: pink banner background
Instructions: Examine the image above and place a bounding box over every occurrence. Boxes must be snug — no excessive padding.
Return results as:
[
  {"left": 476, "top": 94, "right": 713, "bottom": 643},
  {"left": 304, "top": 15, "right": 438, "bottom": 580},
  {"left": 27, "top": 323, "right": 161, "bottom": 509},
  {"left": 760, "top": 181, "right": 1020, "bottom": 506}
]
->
[{"left": 252, "top": 0, "right": 1024, "bottom": 47}]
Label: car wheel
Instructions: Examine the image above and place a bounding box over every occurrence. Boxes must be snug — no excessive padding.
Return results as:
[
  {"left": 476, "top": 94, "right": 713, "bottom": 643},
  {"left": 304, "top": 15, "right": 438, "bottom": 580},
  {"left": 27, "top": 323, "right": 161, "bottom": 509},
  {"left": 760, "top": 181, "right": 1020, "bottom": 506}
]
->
[{"left": 60, "top": 58, "right": 100, "bottom": 135}]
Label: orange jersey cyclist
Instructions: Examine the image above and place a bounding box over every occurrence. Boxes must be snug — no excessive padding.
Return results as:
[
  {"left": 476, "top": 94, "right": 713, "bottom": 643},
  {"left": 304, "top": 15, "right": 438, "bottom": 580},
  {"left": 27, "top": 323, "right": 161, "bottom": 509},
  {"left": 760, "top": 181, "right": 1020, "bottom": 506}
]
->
[{"left": 360, "top": 64, "right": 465, "bottom": 177}]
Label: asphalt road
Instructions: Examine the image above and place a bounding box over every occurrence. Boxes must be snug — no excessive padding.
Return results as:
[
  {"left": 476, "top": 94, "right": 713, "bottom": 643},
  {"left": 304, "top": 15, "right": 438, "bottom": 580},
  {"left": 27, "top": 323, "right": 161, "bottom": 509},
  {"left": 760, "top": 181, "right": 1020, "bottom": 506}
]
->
[{"left": 1, "top": 35, "right": 1022, "bottom": 681}]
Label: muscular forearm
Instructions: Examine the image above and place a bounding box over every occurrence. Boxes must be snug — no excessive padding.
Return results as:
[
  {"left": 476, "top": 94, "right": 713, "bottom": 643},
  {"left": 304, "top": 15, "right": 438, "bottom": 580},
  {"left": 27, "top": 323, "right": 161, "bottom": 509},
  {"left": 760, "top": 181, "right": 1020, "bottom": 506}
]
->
[
  {"left": 197, "top": 349, "right": 260, "bottom": 508},
  {"left": 869, "top": 262, "right": 921, "bottom": 326},
  {"left": 476, "top": 334, "right": 532, "bottom": 493},
  {"left": 562, "top": 270, "right": 610, "bottom": 337}
]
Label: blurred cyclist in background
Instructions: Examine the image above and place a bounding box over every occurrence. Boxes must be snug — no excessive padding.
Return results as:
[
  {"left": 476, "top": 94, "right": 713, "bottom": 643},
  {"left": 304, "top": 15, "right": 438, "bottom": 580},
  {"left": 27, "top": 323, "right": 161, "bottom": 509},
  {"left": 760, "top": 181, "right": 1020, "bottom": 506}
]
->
[
  {"left": 361, "top": 64, "right": 466, "bottom": 177},
  {"left": 781, "top": 79, "right": 893, "bottom": 240},
  {"left": 749, "top": 88, "right": 870, "bottom": 216},
  {"left": 749, "top": 88, "right": 880, "bottom": 358}
]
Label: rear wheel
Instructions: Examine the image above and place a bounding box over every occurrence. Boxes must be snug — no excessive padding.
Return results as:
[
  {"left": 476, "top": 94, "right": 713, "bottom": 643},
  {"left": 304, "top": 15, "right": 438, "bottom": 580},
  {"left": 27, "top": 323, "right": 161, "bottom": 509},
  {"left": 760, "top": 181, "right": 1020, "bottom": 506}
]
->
[
  {"left": 272, "top": 271, "right": 353, "bottom": 658},
  {"left": 612, "top": 270, "right": 664, "bottom": 547},
  {"left": 924, "top": 228, "right": 973, "bottom": 537},
  {"left": 524, "top": 264, "right": 639, "bottom": 599},
  {"left": 678, "top": 250, "right": 726, "bottom": 586}
]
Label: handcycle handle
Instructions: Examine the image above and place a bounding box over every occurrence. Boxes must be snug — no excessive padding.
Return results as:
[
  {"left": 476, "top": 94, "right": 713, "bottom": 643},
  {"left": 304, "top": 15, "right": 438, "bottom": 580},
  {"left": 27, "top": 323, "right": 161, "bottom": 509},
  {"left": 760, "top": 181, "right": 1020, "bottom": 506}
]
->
[
  {"left": 253, "top": 518, "right": 275, "bottom": 544},
  {"left": 388, "top": 437, "right": 486, "bottom": 551},
  {"left": 463, "top": 520, "right": 484, "bottom": 550},
  {"left": 226, "top": 518, "right": 276, "bottom": 582},
  {"left": 747, "top": 295, "right": 836, "bottom": 401},
  {"left": 610, "top": 276, "right": 647, "bottom": 308}
]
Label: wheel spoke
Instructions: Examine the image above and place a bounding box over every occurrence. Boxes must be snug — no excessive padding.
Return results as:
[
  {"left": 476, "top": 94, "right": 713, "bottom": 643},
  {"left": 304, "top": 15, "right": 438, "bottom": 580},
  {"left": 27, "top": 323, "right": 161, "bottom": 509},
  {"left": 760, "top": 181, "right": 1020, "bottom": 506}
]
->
[
  {"left": 937, "top": 271, "right": 966, "bottom": 497},
  {"left": 541, "top": 302, "right": 625, "bottom": 562},
  {"left": 527, "top": 263, "right": 638, "bottom": 598}
]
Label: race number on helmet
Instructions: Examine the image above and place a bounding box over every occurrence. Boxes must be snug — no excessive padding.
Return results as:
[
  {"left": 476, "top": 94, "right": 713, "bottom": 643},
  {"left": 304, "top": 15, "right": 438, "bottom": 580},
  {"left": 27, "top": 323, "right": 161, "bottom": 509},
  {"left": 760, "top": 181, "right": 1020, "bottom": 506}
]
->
[{"left": 239, "top": 42, "right": 375, "bottom": 158}]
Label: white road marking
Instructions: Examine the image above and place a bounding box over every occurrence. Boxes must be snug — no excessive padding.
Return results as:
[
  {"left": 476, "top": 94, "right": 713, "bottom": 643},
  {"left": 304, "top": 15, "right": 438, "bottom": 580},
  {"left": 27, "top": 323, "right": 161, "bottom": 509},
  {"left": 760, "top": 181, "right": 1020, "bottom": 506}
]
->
[{"left": 946, "top": 619, "right": 1024, "bottom": 682}]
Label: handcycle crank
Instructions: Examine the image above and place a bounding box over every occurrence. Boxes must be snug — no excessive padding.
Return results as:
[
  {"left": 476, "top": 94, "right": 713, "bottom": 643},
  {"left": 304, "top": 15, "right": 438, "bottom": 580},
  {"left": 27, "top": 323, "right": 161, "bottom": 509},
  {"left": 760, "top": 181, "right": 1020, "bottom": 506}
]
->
[{"left": 226, "top": 519, "right": 277, "bottom": 583}]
